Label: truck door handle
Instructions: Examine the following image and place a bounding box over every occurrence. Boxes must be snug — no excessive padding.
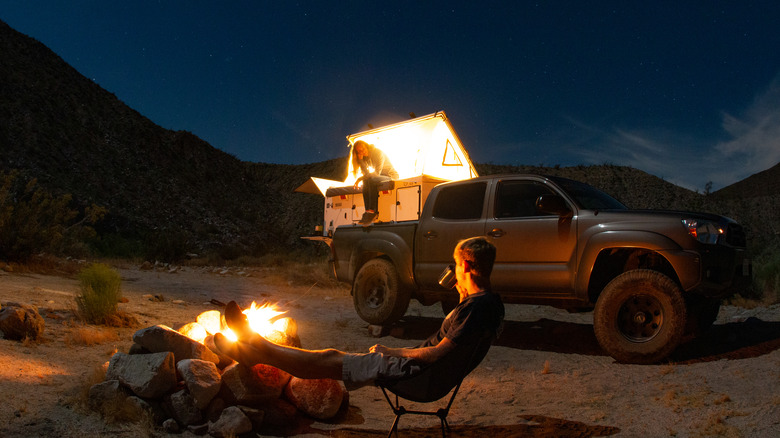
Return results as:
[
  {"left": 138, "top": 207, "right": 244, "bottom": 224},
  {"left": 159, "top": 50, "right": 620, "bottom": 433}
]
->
[
  {"left": 487, "top": 228, "right": 505, "bottom": 238},
  {"left": 423, "top": 230, "right": 438, "bottom": 240}
]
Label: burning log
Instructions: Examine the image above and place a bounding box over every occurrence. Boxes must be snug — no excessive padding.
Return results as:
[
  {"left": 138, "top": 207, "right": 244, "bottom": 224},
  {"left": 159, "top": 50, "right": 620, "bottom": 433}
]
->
[{"left": 89, "top": 301, "right": 348, "bottom": 436}]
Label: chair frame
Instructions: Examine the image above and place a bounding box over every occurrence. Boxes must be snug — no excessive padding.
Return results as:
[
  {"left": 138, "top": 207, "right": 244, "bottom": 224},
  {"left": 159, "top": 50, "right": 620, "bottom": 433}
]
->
[{"left": 376, "top": 332, "right": 493, "bottom": 438}]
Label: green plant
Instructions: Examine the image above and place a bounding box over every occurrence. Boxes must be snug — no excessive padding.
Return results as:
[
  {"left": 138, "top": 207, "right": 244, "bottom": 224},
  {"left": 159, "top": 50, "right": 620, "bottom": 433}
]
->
[
  {"left": 76, "top": 263, "right": 123, "bottom": 324},
  {"left": 0, "top": 170, "right": 105, "bottom": 261},
  {"left": 753, "top": 245, "right": 780, "bottom": 304}
]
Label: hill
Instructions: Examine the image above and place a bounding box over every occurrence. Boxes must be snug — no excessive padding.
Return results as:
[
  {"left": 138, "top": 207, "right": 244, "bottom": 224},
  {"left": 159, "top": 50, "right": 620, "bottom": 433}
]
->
[{"left": 1, "top": 19, "right": 776, "bottom": 259}]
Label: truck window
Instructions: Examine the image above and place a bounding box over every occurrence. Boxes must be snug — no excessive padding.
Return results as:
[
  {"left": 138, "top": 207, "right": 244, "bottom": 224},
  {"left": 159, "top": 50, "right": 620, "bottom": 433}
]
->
[
  {"left": 432, "top": 182, "right": 486, "bottom": 220},
  {"left": 494, "top": 180, "right": 557, "bottom": 218}
]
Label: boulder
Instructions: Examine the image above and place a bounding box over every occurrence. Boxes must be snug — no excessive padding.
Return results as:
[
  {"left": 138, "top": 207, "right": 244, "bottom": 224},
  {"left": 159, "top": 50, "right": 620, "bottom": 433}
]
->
[
  {"left": 106, "top": 352, "right": 177, "bottom": 398},
  {"left": 177, "top": 322, "right": 208, "bottom": 343},
  {"left": 165, "top": 388, "right": 203, "bottom": 426},
  {"left": 208, "top": 406, "right": 252, "bottom": 438},
  {"left": 195, "top": 310, "right": 223, "bottom": 334},
  {"left": 284, "top": 377, "right": 346, "bottom": 420},
  {"left": 220, "top": 362, "right": 287, "bottom": 405},
  {"left": 248, "top": 363, "right": 291, "bottom": 398},
  {"left": 0, "top": 304, "right": 45, "bottom": 340},
  {"left": 88, "top": 380, "right": 151, "bottom": 421},
  {"left": 132, "top": 324, "right": 220, "bottom": 364},
  {"left": 176, "top": 359, "right": 221, "bottom": 409}
]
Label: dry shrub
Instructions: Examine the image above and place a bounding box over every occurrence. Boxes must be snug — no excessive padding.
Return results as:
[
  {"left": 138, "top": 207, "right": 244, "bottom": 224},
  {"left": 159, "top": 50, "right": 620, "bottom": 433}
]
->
[{"left": 65, "top": 326, "right": 120, "bottom": 346}]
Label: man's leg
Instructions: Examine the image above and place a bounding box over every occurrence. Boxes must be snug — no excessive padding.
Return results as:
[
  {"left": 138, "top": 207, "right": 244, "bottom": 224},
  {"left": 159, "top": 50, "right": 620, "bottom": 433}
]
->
[
  {"left": 213, "top": 301, "right": 344, "bottom": 380},
  {"left": 213, "top": 333, "right": 344, "bottom": 380}
]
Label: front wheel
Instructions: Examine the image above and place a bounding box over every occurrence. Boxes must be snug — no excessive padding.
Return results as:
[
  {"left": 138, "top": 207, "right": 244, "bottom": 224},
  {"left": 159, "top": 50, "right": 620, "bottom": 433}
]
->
[
  {"left": 594, "top": 269, "right": 686, "bottom": 364},
  {"left": 353, "top": 258, "right": 411, "bottom": 325}
]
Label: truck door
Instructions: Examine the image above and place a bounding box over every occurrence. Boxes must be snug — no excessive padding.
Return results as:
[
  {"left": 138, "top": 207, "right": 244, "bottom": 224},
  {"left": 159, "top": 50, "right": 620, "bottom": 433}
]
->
[
  {"left": 415, "top": 181, "right": 488, "bottom": 289},
  {"left": 487, "top": 179, "right": 577, "bottom": 296}
]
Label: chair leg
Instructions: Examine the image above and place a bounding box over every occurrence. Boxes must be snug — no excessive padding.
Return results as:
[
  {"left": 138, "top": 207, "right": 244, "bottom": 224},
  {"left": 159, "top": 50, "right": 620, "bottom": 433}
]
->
[{"left": 387, "top": 414, "right": 401, "bottom": 438}]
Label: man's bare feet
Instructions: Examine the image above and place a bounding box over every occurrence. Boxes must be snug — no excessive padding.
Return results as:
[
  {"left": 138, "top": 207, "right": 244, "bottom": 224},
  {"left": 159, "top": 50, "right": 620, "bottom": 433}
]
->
[
  {"left": 213, "top": 332, "right": 266, "bottom": 366},
  {"left": 225, "top": 300, "right": 253, "bottom": 340}
]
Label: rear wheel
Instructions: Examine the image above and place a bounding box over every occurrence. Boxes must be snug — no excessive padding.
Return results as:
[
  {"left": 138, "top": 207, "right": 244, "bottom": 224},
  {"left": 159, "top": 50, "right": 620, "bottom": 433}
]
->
[
  {"left": 594, "top": 269, "right": 686, "bottom": 364},
  {"left": 353, "top": 258, "right": 411, "bottom": 325}
]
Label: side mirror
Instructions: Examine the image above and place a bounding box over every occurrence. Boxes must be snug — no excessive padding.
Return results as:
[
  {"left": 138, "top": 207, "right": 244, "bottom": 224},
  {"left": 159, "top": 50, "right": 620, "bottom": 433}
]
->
[{"left": 536, "top": 194, "right": 572, "bottom": 218}]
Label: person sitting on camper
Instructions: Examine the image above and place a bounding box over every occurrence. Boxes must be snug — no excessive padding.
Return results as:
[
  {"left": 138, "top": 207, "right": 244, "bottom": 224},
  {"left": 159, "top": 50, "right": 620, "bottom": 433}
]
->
[
  {"left": 209, "top": 236, "right": 504, "bottom": 391},
  {"left": 352, "top": 140, "right": 399, "bottom": 225}
]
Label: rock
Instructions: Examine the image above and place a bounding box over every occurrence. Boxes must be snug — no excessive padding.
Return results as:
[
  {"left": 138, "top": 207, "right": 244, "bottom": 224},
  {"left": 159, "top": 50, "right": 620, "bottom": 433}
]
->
[
  {"left": 177, "top": 322, "right": 208, "bottom": 343},
  {"left": 255, "top": 398, "right": 298, "bottom": 431},
  {"left": 208, "top": 406, "right": 252, "bottom": 438},
  {"left": 0, "top": 304, "right": 45, "bottom": 340},
  {"left": 177, "top": 359, "right": 222, "bottom": 409},
  {"left": 132, "top": 324, "right": 220, "bottom": 364},
  {"left": 204, "top": 397, "right": 227, "bottom": 422},
  {"left": 88, "top": 380, "right": 151, "bottom": 421},
  {"left": 220, "top": 362, "right": 288, "bottom": 405},
  {"left": 265, "top": 329, "right": 302, "bottom": 348},
  {"left": 195, "top": 310, "right": 223, "bottom": 335},
  {"left": 367, "top": 324, "right": 388, "bottom": 337},
  {"left": 162, "top": 418, "right": 180, "bottom": 433},
  {"left": 187, "top": 422, "right": 209, "bottom": 435},
  {"left": 284, "top": 377, "right": 346, "bottom": 420},
  {"left": 237, "top": 405, "right": 265, "bottom": 429},
  {"left": 165, "top": 389, "right": 203, "bottom": 426},
  {"left": 249, "top": 363, "right": 291, "bottom": 398},
  {"left": 106, "top": 351, "right": 177, "bottom": 398}
]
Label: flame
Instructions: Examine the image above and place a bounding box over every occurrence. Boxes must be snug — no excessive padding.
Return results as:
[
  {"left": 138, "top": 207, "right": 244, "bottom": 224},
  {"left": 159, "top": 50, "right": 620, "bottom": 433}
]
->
[{"left": 220, "top": 301, "right": 287, "bottom": 342}]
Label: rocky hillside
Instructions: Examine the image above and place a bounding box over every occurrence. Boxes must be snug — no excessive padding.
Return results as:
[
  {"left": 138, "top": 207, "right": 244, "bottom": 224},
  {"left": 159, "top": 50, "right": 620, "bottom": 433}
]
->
[{"left": 1, "top": 19, "right": 777, "bottom": 259}]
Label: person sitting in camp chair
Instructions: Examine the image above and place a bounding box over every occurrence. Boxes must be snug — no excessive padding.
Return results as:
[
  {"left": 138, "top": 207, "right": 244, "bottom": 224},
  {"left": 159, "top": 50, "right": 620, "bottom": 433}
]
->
[{"left": 210, "top": 236, "right": 504, "bottom": 393}]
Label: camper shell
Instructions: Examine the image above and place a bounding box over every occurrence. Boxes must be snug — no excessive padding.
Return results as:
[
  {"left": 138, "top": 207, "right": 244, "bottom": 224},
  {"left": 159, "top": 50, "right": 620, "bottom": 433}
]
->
[{"left": 296, "top": 111, "right": 478, "bottom": 237}]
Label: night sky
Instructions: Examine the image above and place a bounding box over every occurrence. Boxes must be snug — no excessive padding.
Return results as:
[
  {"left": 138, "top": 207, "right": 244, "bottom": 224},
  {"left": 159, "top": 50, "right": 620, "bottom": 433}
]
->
[{"left": 2, "top": 2, "right": 779, "bottom": 191}]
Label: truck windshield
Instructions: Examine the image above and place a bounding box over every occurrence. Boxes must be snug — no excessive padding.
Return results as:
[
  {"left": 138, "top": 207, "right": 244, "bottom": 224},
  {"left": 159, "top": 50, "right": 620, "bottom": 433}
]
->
[{"left": 550, "top": 177, "right": 628, "bottom": 211}]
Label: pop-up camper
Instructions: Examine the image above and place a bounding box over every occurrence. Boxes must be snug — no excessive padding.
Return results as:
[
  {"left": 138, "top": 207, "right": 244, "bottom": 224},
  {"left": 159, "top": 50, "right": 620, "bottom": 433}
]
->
[{"left": 295, "top": 111, "right": 478, "bottom": 237}]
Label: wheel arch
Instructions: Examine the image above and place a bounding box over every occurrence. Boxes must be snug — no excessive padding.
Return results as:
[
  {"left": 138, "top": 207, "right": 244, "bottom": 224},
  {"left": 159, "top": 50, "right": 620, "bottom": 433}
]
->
[
  {"left": 577, "top": 231, "right": 689, "bottom": 305},
  {"left": 348, "top": 236, "right": 415, "bottom": 295}
]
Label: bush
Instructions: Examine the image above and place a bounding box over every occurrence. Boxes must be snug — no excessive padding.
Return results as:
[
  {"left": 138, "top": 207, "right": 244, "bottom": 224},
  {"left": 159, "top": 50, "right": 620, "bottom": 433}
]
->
[
  {"left": 753, "top": 245, "right": 780, "bottom": 304},
  {"left": 0, "top": 170, "right": 105, "bottom": 261},
  {"left": 76, "top": 263, "right": 123, "bottom": 324}
]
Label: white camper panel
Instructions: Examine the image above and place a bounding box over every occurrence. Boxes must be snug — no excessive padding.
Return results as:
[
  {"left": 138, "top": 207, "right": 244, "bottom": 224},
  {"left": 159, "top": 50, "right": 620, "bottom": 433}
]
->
[{"left": 295, "top": 111, "right": 478, "bottom": 237}]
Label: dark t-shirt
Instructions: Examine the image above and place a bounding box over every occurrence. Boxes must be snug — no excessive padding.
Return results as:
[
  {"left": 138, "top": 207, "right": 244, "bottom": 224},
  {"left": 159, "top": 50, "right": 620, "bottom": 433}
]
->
[{"left": 418, "top": 290, "right": 504, "bottom": 349}]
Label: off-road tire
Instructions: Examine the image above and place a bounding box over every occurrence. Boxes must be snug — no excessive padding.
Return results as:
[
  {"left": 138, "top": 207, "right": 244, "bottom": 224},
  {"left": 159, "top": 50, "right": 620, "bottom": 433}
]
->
[
  {"left": 594, "top": 269, "right": 686, "bottom": 364},
  {"left": 353, "top": 258, "right": 411, "bottom": 325}
]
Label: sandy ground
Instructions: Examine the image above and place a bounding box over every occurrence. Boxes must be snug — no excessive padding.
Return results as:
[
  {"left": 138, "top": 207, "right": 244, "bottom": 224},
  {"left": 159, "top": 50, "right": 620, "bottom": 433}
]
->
[{"left": 1, "top": 264, "right": 779, "bottom": 437}]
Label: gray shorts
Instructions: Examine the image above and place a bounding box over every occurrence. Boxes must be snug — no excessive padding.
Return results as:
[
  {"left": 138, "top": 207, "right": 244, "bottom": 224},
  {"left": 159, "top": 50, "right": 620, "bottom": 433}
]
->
[{"left": 342, "top": 352, "right": 422, "bottom": 391}]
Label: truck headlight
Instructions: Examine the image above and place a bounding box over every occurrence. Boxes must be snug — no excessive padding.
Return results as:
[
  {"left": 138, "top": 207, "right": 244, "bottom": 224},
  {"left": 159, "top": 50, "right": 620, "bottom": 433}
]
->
[{"left": 682, "top": 219, "right": 723, "bottom": 244}]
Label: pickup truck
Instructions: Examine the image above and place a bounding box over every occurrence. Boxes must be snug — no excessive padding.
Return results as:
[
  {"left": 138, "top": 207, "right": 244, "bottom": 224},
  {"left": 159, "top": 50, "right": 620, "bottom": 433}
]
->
[{"left": 330, "top": 173, "right": 750, "bottom": 364}]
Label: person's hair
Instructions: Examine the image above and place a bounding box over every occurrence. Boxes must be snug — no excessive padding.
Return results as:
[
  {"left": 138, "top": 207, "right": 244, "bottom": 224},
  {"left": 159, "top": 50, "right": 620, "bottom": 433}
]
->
[
  {"left": 454, "top": 237, "right": 496, "bottom": 282},
  {"left": 351, "top": 140, "right": 370, "bottom": 177}
]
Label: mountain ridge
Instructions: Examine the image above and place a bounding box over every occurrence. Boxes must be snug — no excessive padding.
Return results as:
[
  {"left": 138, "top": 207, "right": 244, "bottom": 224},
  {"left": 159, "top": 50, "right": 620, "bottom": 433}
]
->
[{"left": 1, "top": 19, "right": 777, "bottom": 258}]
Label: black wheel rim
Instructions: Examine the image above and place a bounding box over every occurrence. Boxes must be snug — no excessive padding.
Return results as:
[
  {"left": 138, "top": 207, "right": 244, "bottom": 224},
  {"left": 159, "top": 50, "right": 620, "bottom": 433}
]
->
[
  {"left": 365, "top": 278, "right": 387, "bottom": 309},
  {"left": 617, "top": 294, "right": 664, "bottom": 342}
]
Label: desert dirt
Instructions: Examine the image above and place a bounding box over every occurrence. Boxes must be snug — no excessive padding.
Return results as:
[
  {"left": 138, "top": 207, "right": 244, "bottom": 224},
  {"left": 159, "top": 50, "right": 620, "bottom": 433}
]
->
[{"left": 1, "top": 263, "right": 779, "bottom": 438}]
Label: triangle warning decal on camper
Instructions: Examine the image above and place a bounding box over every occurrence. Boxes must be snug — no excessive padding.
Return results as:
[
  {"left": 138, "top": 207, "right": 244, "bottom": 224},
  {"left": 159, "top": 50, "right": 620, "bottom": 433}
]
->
[{"left": 442, "top": 140, "right": 463, "bottom": 167}]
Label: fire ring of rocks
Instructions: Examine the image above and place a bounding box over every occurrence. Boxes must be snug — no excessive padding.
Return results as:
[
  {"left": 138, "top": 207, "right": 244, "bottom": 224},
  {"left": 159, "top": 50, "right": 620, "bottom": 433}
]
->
[{"left": 89, "top": 305, "right": 349, "bottom": 437}]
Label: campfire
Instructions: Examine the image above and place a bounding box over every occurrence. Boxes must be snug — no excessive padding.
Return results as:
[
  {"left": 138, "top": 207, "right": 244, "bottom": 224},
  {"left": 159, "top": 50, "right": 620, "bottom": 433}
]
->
[{"left": 88, "top": 301, "right": 348, "bottom": 436}]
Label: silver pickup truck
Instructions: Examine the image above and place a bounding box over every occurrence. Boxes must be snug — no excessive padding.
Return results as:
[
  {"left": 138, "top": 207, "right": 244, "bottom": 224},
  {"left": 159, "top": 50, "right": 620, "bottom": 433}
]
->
[{"left": 329, "top": 174, "right": 750, "bottom": 364}]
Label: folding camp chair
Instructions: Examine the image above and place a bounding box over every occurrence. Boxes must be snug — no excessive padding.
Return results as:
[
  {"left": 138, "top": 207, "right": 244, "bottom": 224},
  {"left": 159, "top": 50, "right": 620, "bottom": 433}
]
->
[{"left": 375, "top": 332, "right": 493, "bottom": 438}]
